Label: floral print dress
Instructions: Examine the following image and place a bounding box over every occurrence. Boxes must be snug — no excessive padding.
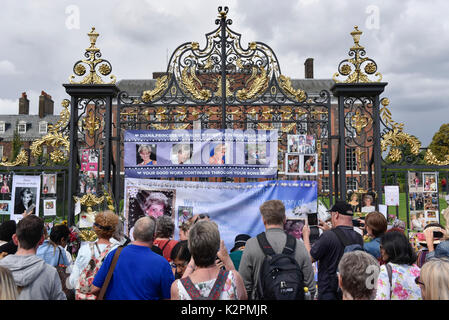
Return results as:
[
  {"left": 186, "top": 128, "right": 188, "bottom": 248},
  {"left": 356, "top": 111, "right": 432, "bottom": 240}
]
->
[
  {"left": 375, "top": 263, "right": 422, "bottom": 300},
  {"left": 178, "top": 270, "right": 239, "bottom": 300}
]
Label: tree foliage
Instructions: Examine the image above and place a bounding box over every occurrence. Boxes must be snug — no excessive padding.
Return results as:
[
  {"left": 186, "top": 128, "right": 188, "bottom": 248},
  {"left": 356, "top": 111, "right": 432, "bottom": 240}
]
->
[
  {"left": 11, "top": 122, "right": 23, "bottom": 161},
  {"left": 429, "top": 123, "right": 449, "bottom": 161}
]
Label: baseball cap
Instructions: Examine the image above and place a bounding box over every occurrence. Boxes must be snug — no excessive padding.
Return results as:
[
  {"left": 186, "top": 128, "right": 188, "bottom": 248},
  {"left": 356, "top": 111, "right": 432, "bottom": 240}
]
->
[
  {"left": 328, "top": 201, "right": 353, "bottom": 216},
  {"left": 230, "top": 234, "right": 251, "bottom": 252}
]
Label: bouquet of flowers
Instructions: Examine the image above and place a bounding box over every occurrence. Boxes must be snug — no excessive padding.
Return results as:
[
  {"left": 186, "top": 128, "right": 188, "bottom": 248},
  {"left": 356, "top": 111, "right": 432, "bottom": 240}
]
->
[
  {"left": 67, "top": 226, "right": 81, "bottom": 259},
  {"left": 387, "top": 214, "right": 396, "bottom": 225}
]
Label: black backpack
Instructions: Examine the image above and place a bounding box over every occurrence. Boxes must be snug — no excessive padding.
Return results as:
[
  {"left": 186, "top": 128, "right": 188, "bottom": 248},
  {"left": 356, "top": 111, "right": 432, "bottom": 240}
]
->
[
  {"left": 331, "top": 228, "right": 364, "bottom": 300},
  {"left": 256, "top": 232, "right": 305, "bottom": 300},
  {"left": 331, "top": 228, "right": 364, "bottom": 254}
]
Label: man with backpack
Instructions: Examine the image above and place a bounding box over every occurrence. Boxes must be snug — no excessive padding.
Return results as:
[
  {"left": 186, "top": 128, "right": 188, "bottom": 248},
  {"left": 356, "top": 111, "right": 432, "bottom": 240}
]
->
[
  {"left": 239, "top": 200, "right": 316, "bottom": 300},
  {"left": 302, "top": 200, "right": 364, "bottom": 300}
]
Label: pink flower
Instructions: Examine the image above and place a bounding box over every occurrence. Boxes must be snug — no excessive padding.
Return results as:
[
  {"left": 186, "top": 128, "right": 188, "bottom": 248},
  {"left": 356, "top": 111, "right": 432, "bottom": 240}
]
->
[
  {"left": 392, "top": 283, "right": 409, "bottom": 300},
  {"left": 409, "top": 266, "right": 420, "bottom": 277}
]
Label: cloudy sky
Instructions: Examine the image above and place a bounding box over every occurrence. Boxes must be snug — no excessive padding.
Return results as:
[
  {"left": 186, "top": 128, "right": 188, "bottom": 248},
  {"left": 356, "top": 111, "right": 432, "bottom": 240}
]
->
[{"left": 0, "top": 0, "right": 448, "bottom": 146}]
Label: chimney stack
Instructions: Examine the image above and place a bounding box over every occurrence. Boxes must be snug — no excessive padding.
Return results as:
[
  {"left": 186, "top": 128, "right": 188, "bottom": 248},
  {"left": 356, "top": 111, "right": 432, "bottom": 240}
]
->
[
  {"left": 152, "top": 72, "right": 167, "bottom": 79},
  {"left": 304, "top": 58, "right": 314, "bottom": 79},
  {"left": 19, "top": 92, "right": 30, "bottom": 115},
  {"left": 39, "top": 90, "right": 54, "bottom": 118}
]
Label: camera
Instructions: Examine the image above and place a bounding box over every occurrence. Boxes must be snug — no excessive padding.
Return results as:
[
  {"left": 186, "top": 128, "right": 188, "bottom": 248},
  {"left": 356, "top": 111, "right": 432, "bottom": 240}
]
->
[
  {"left": 433, "top": 231, "right": 444, "bottom": 238},
  {"left": 307, "top": 213, "right": 318, "bottom": 226},
  {"left": 352, "top": 217, "right": 365, "bottom": 228},
  {"left": 308, "top": 225, "right": 320, "bottom": 244}
]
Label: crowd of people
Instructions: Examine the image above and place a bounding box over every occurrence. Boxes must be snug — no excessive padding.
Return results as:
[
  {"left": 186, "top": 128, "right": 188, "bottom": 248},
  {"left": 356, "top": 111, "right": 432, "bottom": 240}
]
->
[{"left": 0, "top": 198, "right": 449, "bottom": 301}]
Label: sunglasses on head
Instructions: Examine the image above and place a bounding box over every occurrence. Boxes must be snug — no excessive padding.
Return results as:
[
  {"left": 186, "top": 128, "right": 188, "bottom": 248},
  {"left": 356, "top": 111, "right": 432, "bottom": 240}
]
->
[
  {"left": 194, "top": 214, "right": 210, "bottom": 224},
  {"left": 415, "top": 276, "right": 424, "bottom": 287}
]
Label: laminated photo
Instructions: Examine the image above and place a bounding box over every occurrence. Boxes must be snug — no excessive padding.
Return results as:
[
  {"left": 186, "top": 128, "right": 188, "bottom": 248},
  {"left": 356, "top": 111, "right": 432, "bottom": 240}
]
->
[
  {"left": 0, "top": 200, "right": 11, "bottom": 215},
  {"left": 11, "top": 175, "right": 41, "bottom": 221},
  {"left": 301, "top": 154, "right": 318, "bottom": 175},
  {"left": 286, "top": 154, "right": 300, "bottom": 175},
  {"left": 43, "top": 199, "right": 57, "bottom": 216},
  {"left": 0, "top": 174, "right": 12, "bottom": 195},
  {"left": 42, "top": 173, "right": 57, "bottom": 195},
  {"left": 408, "top": 171, "right": 423, "bottom": 193}
]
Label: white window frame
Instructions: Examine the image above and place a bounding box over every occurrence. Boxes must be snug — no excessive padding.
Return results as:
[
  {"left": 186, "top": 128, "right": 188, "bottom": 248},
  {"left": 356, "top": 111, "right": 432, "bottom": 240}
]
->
[
  {"left": 39, "top": 121, "right": 48, "bottom": 134},
  {"left": 0, "top": 121, "right": 5, "bottom": 134},
  {"left": 322, "top": 148, "right": 329, "bottom": 171},
  {"left": 346, "top": 147, "right": 357, "bottom": 171},
  {"left": 18, "top": 121, "right": 27, "bottom": 134},
  {"left": 346, "top": 177, "right": 358, "bottom": 192},
  {"left": 321, "top": 176, "right": 330, "bottom": 192}
]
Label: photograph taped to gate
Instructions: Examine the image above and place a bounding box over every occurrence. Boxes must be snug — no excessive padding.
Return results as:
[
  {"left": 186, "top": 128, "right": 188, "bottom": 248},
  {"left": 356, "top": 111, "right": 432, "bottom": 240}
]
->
[{"left": 286, "top": 154, "right": 299, "bottom": 174}]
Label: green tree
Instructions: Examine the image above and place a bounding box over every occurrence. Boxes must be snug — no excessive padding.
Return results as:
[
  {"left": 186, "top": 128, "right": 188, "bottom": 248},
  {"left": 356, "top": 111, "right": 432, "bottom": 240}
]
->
[
  {"left": 11, "top": 122, "right": 23, "bottom": 161},
  {"left": 429, "top": 123, "right": 449, "bottom": 161}
]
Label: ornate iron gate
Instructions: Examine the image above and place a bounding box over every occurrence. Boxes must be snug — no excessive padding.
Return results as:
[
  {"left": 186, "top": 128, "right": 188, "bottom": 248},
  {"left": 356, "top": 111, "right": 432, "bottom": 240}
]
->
[
  {"left": 62, "top": 7, "right": 428, "bottom": 226},
  {"left": 114, "top": 6, "right": 333, "bottom": 205}
]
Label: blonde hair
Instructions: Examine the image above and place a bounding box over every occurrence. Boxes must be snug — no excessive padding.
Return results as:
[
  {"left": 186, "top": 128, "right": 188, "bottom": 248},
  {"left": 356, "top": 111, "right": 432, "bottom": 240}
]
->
[
  {"left": 0, "top": 266, "right": 18, "bottom": 300},
  {"left": 420, "top": 258, "right": 449, "bottom": 300}
]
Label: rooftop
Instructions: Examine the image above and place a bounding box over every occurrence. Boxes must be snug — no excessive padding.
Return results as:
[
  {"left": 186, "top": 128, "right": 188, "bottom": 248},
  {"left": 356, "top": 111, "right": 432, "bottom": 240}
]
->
[{"left": 0, "top": 114, "right": 60, "bottom": 141}]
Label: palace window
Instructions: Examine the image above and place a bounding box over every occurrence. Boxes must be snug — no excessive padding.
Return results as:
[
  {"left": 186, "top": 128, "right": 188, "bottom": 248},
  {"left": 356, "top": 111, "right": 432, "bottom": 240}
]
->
[
  {"left": 17, "top": 121, "right": 27, "bottom": 134},
  {"left": 346, "top": 177, "right": 358, "bottom": 192},
  {"left": 322, "top": 148, "right": 329, "bottom": 171},
  {"left": 321, "top": 176, "right": 330, "bottom": 192},
  {"left": 345, "top": 147, "right": 357, "bottom": 171},
  {"left": 39, "top": 121, "right": 48, "bottom": 134}
]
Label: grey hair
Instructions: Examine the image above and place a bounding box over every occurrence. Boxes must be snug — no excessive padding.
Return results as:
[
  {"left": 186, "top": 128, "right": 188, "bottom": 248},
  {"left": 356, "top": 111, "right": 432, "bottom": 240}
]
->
[
  {"left": 112, "top": 218, "right": 125, "bottom": 243},
  {"left": 338, "top": 251, "right": 380, "bottom": 300},
  {"left": 155, "top": 215, "right": 175, "bottom": 238},
  {"left": 132, "top": 216, "right": 156, "bottom": 242},
  {"left": 188, "top": 220, "right": 220, "bottom": 268}
]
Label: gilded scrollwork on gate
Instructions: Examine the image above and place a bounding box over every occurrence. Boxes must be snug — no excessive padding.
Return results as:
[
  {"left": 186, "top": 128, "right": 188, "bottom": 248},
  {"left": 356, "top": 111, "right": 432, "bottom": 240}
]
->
[
  {"left": 29, "top": 99, "right": 71, "bottom": 164},
  {"left": 142, "top": 75, "right": 170, "bottom": 103},
  {"left": 0, "top": 150, "right": 28, "bottom": 167},
  {"left": 380, "top": 98, "right": 421, "bottom": 163},
  {"left": 69, "top": 27, "right": 116, "bottom": 85},
  {"left": 333, "top": 26, "right": 382, "bottom": 84},
  {"left": 278, "top": 75, "right": 307, "bottom": 103}
]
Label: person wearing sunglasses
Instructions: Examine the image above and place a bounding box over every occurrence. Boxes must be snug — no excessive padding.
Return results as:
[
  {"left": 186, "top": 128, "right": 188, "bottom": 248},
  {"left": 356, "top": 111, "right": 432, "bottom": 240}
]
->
[
  {"left": 417, "top": 257, "right": 449, "bottom": 300},
  {"left": 170, "top": 240, "right": 191, "bottom": 279}
]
